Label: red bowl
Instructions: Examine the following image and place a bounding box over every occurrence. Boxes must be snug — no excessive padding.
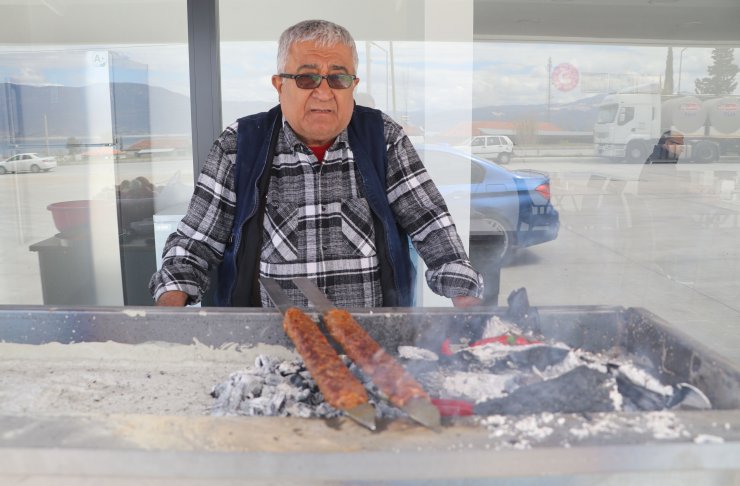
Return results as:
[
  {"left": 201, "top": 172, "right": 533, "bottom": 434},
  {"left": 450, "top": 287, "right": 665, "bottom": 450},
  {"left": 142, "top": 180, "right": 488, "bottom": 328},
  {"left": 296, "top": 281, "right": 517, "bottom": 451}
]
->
[{"left": 47, "top": 200, "right": 95, "bottom": 233}]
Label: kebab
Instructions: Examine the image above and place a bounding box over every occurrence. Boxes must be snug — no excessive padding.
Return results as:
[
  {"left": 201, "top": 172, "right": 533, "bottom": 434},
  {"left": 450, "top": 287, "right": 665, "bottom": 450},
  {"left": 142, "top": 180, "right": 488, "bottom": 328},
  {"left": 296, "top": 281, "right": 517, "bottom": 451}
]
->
[
  {"left": 259, "top": 277, "right": 376, "bottom": 430},
  {"left": 293, "top": 277, "right": 441, "bottom": 429}
]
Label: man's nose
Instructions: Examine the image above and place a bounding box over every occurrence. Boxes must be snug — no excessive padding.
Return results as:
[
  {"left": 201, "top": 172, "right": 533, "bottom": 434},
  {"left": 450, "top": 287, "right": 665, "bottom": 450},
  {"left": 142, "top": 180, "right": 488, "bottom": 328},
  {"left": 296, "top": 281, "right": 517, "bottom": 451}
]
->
[{"left": 311, "top": 77, "right": 334, "bottom": 98}]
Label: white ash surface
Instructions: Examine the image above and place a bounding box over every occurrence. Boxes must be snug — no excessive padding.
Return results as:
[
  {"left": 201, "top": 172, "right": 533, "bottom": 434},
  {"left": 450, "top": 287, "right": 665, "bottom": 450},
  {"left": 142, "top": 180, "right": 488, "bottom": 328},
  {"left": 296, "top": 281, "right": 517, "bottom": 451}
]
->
[
  {"left": 0, "top": 340, "right": 296, "bottom": 416},
  {"left": 479, "top": 410, "right": 694, "bottom": 450}
]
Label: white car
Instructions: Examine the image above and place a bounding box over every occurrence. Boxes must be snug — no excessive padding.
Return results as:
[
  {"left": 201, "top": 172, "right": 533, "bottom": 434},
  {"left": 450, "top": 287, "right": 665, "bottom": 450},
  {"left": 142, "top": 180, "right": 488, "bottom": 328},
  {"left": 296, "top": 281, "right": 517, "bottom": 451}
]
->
[
  {"left": 0, "top": 153, "right": 58, "bottom": 174},
  {"left": 456, "top": 135, "right": 514, "bottom": 164}
]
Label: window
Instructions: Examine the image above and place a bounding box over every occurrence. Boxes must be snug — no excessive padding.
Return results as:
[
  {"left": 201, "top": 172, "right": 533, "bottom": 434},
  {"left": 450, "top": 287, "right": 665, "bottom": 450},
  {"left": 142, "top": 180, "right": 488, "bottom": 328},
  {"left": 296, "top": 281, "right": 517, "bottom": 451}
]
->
[
  {"left": 0, "top": 0, "right": 737, "bottom": 357},
  {"left": 219, "top": 0, "right": 475, "bottom": 306},
  {"left": 618, "top": 106, "right": 635, "bottom": 125},
  {"left": 597, "top": 104, "right": 619, "bottom": 124},
  {"left": 0, "top": 0, "right": 192, "bottom": 306}
]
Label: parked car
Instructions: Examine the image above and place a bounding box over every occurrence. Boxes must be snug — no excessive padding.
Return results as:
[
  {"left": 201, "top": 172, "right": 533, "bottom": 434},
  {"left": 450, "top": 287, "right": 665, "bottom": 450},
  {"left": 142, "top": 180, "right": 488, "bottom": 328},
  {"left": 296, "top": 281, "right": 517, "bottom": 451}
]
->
[
  {"left": 418, "top": 145, "right": 559, "bottom": 265},
  {"left": 455, "top": 135, "right": 514, "bottom": 163},
  {"left": 0, "top": 153, "right": 57, "bottom": 174}
]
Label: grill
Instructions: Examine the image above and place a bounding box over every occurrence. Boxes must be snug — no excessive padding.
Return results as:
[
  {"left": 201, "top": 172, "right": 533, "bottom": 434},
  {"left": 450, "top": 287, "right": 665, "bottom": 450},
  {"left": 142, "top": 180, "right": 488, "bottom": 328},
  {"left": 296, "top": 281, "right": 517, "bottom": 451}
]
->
[{"left": 1, "top": 304, "right": 739, "bottom": 482}]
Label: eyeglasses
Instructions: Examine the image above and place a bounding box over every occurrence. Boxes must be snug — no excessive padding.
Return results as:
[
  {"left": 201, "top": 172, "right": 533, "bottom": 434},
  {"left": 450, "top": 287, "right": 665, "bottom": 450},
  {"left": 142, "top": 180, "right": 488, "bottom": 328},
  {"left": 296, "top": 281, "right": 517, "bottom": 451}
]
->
[{"left": 277, "top": 73, "right": 357, "bottom": 90}]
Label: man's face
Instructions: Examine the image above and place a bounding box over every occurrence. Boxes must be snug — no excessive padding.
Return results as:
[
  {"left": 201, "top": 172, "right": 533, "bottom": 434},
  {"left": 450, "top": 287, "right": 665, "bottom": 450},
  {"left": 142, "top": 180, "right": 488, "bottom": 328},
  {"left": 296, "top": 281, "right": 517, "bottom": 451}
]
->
[
  {"left": 665, "top": 135, "right": 685, "bottom": 158},
  {"left": 272, "top": 40, "right": 359, "bottom": 146}
]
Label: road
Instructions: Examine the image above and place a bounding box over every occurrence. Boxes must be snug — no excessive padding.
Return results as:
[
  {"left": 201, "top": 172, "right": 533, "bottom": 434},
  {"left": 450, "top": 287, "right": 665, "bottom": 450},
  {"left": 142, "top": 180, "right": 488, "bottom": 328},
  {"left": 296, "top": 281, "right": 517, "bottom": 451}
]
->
[{"left": 1, "top": 155, "right": 739, "bottom": 363}]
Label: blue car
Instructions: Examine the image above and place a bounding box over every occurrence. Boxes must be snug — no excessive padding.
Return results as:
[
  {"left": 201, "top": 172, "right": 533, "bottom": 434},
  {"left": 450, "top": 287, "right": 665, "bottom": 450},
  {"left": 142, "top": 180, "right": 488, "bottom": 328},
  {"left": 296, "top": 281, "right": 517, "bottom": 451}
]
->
[{"left": 417, "top": 145, "right": 560, "bottom": 265}]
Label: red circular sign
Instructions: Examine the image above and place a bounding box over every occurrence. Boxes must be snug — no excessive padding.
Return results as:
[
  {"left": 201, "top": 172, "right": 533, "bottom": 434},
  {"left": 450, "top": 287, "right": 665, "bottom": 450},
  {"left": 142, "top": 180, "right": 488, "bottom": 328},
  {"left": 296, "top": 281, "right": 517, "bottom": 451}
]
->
[{"left": 551, "top": 63, "right": 579, "bottom": 92}]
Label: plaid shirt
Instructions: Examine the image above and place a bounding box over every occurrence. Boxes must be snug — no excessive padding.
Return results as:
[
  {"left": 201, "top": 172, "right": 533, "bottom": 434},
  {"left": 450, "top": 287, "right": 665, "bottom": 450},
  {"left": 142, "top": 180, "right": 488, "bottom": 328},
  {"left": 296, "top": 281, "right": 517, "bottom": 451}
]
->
[{"left": 150, "top": 112, "right": 483, "bottom": 307}]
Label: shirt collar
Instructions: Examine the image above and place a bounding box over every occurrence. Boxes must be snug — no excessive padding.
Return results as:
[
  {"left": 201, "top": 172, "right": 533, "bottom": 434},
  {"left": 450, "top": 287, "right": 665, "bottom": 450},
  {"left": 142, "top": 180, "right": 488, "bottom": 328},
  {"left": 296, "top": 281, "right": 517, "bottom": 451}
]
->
[{"left": 281, "top": 119, "right": 349, "bottom": 152}]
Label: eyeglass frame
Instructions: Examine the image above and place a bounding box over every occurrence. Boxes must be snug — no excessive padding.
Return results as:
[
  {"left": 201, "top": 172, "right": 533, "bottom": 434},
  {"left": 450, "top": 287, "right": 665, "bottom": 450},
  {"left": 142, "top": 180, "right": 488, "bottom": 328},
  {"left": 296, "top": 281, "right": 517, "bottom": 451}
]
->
[{"left": 277, "top": 73, "right": 358, "bottom": 90}]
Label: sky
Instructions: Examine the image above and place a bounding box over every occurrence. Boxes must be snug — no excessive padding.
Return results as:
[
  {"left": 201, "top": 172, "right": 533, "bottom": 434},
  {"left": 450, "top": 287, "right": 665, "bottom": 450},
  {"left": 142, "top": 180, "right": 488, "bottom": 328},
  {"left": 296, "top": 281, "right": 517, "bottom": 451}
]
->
[{"left": 0, "top": 41, "right": 736, "bottom": 117}]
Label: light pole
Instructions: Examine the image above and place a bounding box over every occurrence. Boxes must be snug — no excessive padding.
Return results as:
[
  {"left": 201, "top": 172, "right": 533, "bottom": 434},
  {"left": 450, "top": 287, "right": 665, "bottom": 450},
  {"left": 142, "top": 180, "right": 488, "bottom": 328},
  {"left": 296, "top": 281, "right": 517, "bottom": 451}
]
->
[
  {"left": 677, "top": 47, "right": 689, "bottom": 94},
  {"left": 546, "top": 57, "right": 552, "bottom": 121}
]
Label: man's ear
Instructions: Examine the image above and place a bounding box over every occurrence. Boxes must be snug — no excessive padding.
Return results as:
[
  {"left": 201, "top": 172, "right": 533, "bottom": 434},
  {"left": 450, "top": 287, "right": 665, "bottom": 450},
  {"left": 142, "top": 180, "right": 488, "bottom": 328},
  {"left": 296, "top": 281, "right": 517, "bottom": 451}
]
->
[{"left": 271, "top": 75, "right": 283, "bottom": 94}]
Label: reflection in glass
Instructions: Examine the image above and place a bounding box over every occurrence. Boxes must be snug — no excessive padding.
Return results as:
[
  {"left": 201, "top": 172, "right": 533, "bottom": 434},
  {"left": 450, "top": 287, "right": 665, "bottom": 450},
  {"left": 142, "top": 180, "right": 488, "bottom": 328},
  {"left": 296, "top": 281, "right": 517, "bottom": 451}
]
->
[{"left": 0, "top": 43, "right": 192, "bottom": 305}]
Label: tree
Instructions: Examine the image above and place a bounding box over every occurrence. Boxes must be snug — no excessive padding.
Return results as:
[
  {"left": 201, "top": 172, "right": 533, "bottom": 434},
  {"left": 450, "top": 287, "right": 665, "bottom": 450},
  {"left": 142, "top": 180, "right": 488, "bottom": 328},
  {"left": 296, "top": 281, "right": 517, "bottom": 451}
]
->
[
  {"left": 662, "top": 47, "right": 674, "bottom": 95},
  {"left": 695, "top": 48, "right": 738, "bottom": 95}
]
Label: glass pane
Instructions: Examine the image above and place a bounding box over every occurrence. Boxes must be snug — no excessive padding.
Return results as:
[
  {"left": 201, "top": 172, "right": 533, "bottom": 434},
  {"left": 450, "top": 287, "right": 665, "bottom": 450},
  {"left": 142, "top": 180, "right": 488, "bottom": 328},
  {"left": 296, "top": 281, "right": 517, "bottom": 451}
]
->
[
  {"left": 219, "top": 0, "right": 475, "bottom": 307},
  {"left": 470, "top": 40, "right": 740, "bottom": 359},
  {"left": 0, "top": 0, "right": 192, "bottom": 306}
]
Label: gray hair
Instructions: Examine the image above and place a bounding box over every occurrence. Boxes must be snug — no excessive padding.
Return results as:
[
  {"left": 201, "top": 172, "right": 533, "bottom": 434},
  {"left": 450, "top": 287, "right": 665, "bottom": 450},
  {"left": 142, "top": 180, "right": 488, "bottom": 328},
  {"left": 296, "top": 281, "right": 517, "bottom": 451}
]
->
[{"left": 276, "top": 19, "right": 358, "bottom": 73}]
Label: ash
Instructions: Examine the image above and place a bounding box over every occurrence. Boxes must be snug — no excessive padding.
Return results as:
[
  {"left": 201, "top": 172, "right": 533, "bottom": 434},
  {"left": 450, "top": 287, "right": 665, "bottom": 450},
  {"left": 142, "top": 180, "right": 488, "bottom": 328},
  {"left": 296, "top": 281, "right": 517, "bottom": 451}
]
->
[
  {"left": 210, "top": 311, "right": 711, "bottom": 420},
  {"left": 210, "top": 354, "right": 405, "bottom": 420}
]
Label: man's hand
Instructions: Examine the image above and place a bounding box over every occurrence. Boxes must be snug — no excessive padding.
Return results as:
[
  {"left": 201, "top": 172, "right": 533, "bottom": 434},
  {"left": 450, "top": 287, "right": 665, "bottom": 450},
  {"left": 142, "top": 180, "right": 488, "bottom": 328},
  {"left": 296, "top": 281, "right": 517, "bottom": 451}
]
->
[
  {"left": 156, "top": 290, "right": 189, "bottom": 307},
  {"left": 452, "top": 295, "right": 482, "bottom": 308}
]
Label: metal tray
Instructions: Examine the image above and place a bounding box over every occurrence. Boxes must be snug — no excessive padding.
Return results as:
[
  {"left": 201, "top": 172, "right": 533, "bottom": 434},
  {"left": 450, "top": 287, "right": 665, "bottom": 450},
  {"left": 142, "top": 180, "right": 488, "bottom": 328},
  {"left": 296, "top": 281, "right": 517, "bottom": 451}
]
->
[
  {"left": 1, "top": 304, "right": 739, "bottom": 408},
  {"left": 1, "top": 305, "right": 739, "bottom": 483}
]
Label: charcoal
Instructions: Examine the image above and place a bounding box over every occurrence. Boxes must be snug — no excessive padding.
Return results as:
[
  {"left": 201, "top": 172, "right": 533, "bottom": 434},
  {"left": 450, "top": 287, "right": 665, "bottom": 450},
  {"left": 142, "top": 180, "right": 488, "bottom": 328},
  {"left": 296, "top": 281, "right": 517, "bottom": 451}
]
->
[
  {"left": 474, "top": 366, "right": 617, "bottom": 415},
  {"left": 482, "top": 346, "right": 570, "bottom": 373},
  {"left": 210, "top": 381, "right": 228, "bottom": 399},
  {"left": 254, "top": 355, "right": 282, "bottom": 372},
  {"left": 212, "top": 324, "right": 709, "bottom": 420},
  {"left": 277, "top": 360, "right": 301, "bottom": 376},
  {"left": 285, "top": 401, "right": 314, "bottom": 418},
  {"left": 288, "top": 373, "right": 306, "bottom": 388},
  {"left": 308, "top": 391, "right": 326, "bottom": 407},
  {"left": 210, "top": 373, "right": 256, "bottom": 415},
  {"left": 616, "top": 375, "right": 669, "bottom": 411},
  {"left": 263, "top": 374, "right": 284, "bottom": 386},
  {"left": 505, "top": 287, "right": 541, "bottom": 331},
  {"left": 435, "top": 348, "right": 489, "bottom": 373},
  {"left": 302, "top": 377, "right": 318, "bottom": 391},
  {"left": 314, "top": 402, "right": 341, "bottom": 418},
  {"left": 270, "top": 390, "right": 287, "bottom": 414},
  {"left": 241, "top": 374, "right": 264, "bottom": 398},
  {"left": 238, "top": 396, "right": 273, "bottom": 416}
]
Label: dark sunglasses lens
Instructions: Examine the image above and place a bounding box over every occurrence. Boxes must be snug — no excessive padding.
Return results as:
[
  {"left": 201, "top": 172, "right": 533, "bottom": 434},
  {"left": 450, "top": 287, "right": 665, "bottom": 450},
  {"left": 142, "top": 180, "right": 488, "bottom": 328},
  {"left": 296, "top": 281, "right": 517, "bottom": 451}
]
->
[
  {"left": 295, "top": 74, "right": 321, "bottom": 89},
  {"left": 291, "top": 74, "right": 354, "bottom": 89},
  {"left": 327, "top": 74, "right": 354, "bottom": 89}
]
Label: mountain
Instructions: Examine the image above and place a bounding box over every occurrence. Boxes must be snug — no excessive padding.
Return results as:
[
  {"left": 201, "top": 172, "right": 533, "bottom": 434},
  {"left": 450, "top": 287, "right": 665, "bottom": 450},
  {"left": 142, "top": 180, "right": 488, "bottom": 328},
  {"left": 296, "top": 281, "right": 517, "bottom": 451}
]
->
[
  {"left": 400, "top": 93, "right": 606, "bottom": 134},
  {"left": 0, "top": 82, "right": 192, "bottom": 146},
  {"left": 0, "top": 82, "right": 606, "bottom": 151}
]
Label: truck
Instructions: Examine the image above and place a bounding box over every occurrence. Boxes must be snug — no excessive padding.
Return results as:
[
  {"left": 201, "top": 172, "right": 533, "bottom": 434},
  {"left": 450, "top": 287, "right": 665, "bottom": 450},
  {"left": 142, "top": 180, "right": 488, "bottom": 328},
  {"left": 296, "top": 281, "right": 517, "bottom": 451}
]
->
[{"left": 593, "top": 84, "right": 740, "bottom": 163}]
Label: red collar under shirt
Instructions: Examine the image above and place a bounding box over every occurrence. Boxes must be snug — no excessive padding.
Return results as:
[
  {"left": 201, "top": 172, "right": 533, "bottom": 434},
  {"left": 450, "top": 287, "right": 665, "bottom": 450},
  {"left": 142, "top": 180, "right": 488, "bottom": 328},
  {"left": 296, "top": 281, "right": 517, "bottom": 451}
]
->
[{"left": 308, "top": 141, "right": 332, "bottom": 163}]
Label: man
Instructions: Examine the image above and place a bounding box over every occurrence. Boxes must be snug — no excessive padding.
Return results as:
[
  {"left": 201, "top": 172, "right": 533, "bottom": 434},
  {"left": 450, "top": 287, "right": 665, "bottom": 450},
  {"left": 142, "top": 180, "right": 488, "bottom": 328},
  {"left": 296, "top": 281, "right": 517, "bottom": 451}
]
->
[
  {"left": 150, "top": 19, "right": 483, "bottom": 308},
  {"left": 638, "top": 130, "right": 688, "bottom": 197},
  {"left": 645, "top": 130, "right": 685, "bottom": 164}
]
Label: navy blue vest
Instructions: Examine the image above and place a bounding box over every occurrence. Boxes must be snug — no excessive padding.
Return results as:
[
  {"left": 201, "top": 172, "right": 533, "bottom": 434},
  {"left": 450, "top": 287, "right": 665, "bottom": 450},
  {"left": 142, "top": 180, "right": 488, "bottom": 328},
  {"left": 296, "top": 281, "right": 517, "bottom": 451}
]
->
[{"left": 214, "top": 104, "right": 415, "bottom": 307}]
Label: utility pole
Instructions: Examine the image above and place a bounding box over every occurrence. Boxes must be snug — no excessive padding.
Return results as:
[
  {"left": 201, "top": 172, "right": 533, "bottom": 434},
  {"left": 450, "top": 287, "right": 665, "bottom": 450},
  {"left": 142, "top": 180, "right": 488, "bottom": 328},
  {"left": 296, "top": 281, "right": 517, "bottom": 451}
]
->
[
  {"left": 547, "top": 57, "right": 552, "bottom": 122},
  {"left": 678, "top": 47, "right": 689, "bottom": 93}
]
